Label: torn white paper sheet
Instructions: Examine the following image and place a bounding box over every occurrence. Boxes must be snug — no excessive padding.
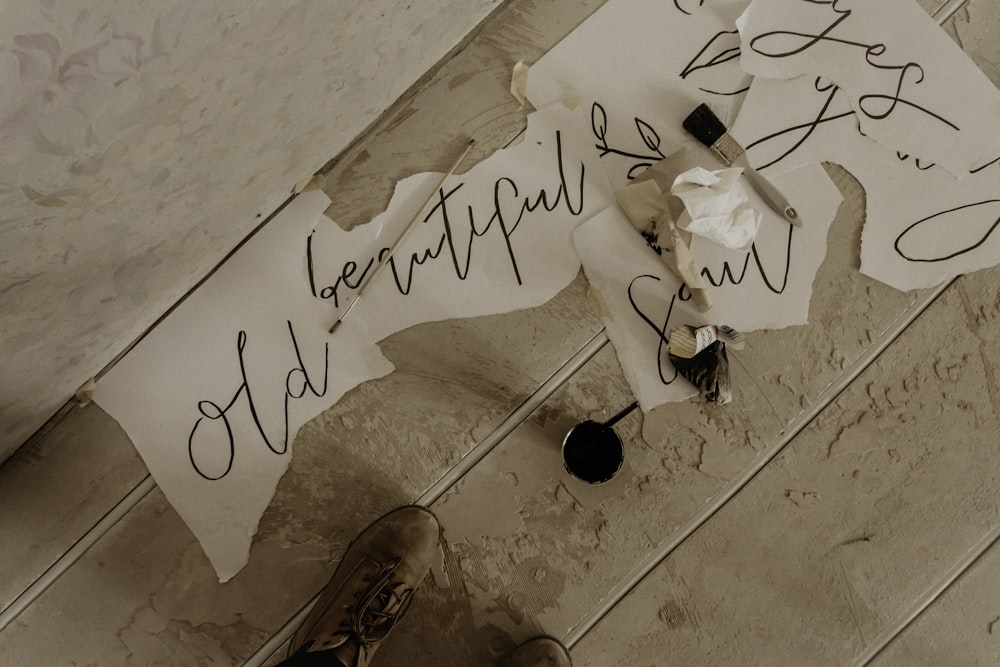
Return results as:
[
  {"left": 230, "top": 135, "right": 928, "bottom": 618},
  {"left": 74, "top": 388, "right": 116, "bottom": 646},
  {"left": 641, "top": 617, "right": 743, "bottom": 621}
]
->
[
  {"left": 737, "top": 0, "right": 1000, "bottom": 177},
  {"left": 523, "top": 0, "right": 841, "bottom": 239},
  {"left": 672, "top": 166, "right": 761, "bottom": 250},
  {"left": 309, "top": 102, "right": 614, "bottom": 344},
  {"left": 95, "top": 103, "right": 615, "bottom": 581},
  {"left": 576, "top": 208, "right": 699, "bottom": 407},
  {"left": 94, "top": 191, "right": 395, "bottom": 582},
  {"left": 526, "top": 0, "right": 843, "bottom": 409},
  {"left": 732, "top": 75, "right": 1000, "bottom": 291},
  {"left": 526, "top": 0, "right": 757, "bottom": 189},
  {"left": 574, "top": 160, "right": 841, "bottom": 411}
]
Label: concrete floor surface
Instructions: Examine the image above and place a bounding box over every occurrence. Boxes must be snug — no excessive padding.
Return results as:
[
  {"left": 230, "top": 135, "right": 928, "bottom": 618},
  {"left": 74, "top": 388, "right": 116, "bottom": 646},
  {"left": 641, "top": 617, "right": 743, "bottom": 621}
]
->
[{"left": 1, "top": 0, "right": 999, "bottom": 665}]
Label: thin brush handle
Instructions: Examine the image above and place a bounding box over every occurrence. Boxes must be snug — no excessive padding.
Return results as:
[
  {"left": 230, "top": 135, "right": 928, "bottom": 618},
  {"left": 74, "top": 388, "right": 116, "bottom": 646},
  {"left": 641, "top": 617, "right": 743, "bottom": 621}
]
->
[
  {"left": 733, "top": 153, "right": 800, "bottom": 226},
  {"left": 601, "top": 401, "right": 639, "bottom": 429},
  {"left": 329, "top": 139, "right": 475, "bottom": 333},
  {"left": 354, "top": 139, "right": 474, "bottom": 298}
]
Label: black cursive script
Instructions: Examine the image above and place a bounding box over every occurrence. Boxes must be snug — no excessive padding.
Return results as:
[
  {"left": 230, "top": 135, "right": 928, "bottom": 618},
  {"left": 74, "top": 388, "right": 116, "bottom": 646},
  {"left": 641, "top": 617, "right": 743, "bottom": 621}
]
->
[
  {"left": 680, "top": 30, "right": 751, "bottom": 97},
  {"left": 744, "top": 77, "right": 856, "bottom": 171},
  {"left": 591, "top": 101, "right": 666, "bottom": 180},
  {"left": 310, "top": 131, "right": 586, "bottom": 307},
  {"left": 894, "top": 200, "right": 1000, "bottom": 263},
  {"left": 187, "top": 321, "right": 329, "bottom": 481},
  {"left": 626, "top": 225, "right": 794, "bottom": 386},
  {"left": 748, "top": 0, "right": 959, "bottom": 133}
]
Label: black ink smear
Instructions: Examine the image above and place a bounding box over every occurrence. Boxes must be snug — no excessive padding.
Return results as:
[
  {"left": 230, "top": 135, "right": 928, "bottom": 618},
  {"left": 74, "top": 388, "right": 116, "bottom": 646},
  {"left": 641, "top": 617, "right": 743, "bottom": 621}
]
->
[{"left": 894, "top": 200, "right": 1000, "bottom": 262}]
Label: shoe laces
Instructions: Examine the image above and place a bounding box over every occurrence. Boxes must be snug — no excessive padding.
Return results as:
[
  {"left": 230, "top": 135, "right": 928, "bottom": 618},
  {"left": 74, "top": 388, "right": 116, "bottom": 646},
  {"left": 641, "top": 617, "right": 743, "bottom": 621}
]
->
[{"left": 350, "top": 558, "right": 415, "bottom": 647}]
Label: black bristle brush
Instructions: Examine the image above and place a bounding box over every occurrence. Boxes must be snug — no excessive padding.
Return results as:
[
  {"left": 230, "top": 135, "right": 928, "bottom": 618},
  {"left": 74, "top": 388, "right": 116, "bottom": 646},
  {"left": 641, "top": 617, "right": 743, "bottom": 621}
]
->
[{"left": 683, "top": 103, "right": 801, "bottom": 226}]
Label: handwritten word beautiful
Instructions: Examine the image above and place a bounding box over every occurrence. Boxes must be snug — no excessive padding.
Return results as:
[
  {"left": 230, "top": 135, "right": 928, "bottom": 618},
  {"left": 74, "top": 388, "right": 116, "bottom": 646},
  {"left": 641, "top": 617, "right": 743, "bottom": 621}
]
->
[{"left": 310, "top": 131, "right": 586, "bottom": 308}]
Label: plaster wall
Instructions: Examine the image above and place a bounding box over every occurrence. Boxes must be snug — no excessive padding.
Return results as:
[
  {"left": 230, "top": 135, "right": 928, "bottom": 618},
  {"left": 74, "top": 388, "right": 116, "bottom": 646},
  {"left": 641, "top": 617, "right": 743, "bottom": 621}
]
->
[{"left": 0, "top": 0, "right": 502, "bottom": 462}]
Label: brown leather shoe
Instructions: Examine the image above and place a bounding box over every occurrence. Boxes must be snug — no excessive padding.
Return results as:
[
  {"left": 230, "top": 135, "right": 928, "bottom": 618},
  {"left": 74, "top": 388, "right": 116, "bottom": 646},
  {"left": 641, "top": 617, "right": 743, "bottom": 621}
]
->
[
  {"left": 508, "top": 636, "right": 572, "bottom": 667},
  {"left": 288, "top": 506, "right": 441, "bottom": 666}
]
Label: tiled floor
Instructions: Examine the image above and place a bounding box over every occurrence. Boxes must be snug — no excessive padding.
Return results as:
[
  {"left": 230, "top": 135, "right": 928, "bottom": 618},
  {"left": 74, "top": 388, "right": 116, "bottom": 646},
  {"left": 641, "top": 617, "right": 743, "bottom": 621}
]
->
[{"left": 2, "top": 0, "right": 999, "bottom": 665}]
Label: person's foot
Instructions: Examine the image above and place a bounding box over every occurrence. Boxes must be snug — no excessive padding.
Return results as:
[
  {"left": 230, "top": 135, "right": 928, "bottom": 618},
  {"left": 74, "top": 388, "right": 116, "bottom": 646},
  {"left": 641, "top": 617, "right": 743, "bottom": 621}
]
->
[
  {"left": 508, "top": 636, "right": 572, "bottom": 667},
  {"left": 288, "top": 506, "right": 441, "bottom": 667}
]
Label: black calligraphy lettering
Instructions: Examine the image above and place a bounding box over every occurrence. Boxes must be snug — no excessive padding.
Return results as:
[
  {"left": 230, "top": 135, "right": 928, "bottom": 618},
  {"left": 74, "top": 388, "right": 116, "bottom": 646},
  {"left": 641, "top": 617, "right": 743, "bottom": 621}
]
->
[
  {"left": 628, "top": 274, "right": 680, "bottom": 385},
  {"left": 315, "top": 130, "right": 586, "bottom": 300},
  {"left": 895, "top": 200, "right": 1000, "bottom": 263},
  {"left": 306, "top": 232, "right": 318, "bottom": 298},
  {"left": 970, "top": 154, "right": 1000, "bottom": 175},
  {"left": 699, "top": 225, "right": 794, "bottom": 294},
  {"left": 748, "top": 1, "right": 959, "bottom": 133},
  {"left": 388, "top": 233, "right": 448, "bottom": 294},
  {"left": 591, "top": 101, "right": 666, "bottom": 179},
  {"left": 187, "top": 322, "right": 329, "bottom": 481},
  {"left": 284, "top": 320, "right": 329, "bottom": 400},
  {"left": 895, "top": 152, "right": 935, "bottom": 171},
  {"left": 745, "top": 78, "right": 855, "bottom": 170},
  {"left": 680, "top": 29, "right": 751, "bottom": 97},
  {"left": 673, "top": 0, "right": 706, "bottom": 16},
  {"left": 320, "top": 255, "right": 379, "bottom": 306}
]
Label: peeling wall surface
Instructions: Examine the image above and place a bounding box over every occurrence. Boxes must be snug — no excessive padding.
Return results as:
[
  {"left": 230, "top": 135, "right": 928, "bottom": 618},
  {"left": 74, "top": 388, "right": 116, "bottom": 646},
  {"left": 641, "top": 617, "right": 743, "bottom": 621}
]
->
[{"left": 0, "top": 0, "right": 501, "bottom": 462}]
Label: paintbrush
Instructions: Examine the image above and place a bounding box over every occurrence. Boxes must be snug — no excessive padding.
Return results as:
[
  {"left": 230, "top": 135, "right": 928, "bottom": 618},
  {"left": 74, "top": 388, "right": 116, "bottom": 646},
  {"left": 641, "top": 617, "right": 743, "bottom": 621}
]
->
[
  {"left": 328, "top": 139, "right": 475, "bottom": 334},
  {"left": 682, "top": 103, "right": 800, "bottom": 226}
]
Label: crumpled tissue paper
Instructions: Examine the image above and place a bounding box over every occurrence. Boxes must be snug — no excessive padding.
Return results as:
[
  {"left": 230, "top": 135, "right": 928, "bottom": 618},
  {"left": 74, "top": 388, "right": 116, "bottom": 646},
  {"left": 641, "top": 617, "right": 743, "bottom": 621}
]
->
[{"left": 671, "top": 167, "right": 761, "bottom": 251}]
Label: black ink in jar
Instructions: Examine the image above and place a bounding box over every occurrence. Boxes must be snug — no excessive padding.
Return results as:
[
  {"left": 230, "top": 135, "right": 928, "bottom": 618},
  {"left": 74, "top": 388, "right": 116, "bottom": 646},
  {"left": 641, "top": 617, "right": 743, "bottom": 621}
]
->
[{"left": 561, "top": 420, "right": 625, "bottom": 484}]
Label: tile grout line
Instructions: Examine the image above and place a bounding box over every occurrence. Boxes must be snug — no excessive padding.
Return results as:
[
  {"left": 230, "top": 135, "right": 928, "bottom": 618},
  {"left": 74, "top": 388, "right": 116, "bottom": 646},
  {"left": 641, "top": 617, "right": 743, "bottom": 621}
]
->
[
  {"left": 242, "top": 328, "right": 609, "bottom": 667},
  {"left": 5, "top": 0, "right": 969, "bottom": 654},
  {"left": 0, "top": 474, "right": 156, "bottom": 633},
  {"left": 851, "top": 522, "right": 1000, "bottom": 666},
  {"left": 415, "top": 328, "right": 610, "bottom": 507},
  {"left": 0, "top": 326, "right": 606, "bottom": 654},
  {"left": 5, "top": 0, "right": 525, "bottom": 470},
  {"left": 561, "top": 278, "right": 955, "bottom": 650},
  {"left": 561, "top": 1, "right": 971, "bottom": 651},
  {"left": 830, "top": 1, "right": 976, "bottom": 662},
  {"left": 0, "top": 116, "right": 539, "bottom": 653}
]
